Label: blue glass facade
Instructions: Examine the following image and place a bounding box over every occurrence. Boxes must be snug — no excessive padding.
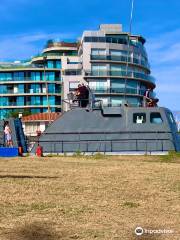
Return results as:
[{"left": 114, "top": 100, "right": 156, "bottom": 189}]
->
[{"left": 0, "top": 69, "right": 62, "bottom": 119}]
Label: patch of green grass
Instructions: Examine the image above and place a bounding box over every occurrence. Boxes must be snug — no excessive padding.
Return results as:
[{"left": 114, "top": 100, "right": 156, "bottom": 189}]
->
[
  {"left": 159, "top": 151, "right": 180, "bottom": 163},
  {"left": 73, "top": 150, "right": 83, "bottom": 157},
  {"left": 93, "top": 152, "right": 106, "bottom": 160},
  {"left": 123, "top": 201, "right": 140, "bottom": 208}
]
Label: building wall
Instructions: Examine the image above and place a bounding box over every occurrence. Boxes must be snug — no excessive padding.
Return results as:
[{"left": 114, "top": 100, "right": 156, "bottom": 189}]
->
[
  {"left": 0, "top": 68, "right": 62, "bottom": 119},
  {"left": 79, "top": 25, "right": 155, "bottom": 107}
]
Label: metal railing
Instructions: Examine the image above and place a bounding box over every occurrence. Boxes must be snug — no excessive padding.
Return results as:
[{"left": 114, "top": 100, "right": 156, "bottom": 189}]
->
[
  {"left": 90, "top": 87, "right": 146, "bottom": 95},
  {"left": 0, "top": 78, "right": 61, "bottom": 82},
  {"left": 85, "top": 70, "right": 155, "bottom": 84},
  {"left": 91, "top": 55, "right": 150, "bottom": 69}
]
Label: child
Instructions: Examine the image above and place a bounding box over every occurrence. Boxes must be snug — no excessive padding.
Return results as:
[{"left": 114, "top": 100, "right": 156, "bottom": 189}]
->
[{"left": 4, "top": 121, "right": 13, "bottom": 147}]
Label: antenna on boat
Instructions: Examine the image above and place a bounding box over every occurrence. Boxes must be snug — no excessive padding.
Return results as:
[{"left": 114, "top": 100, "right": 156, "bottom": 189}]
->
[{"left": 125, "top": 0, "right": 135, "bottom": 104}]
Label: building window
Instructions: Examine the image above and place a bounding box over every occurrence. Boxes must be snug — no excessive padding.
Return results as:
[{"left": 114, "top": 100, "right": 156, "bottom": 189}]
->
[
  {"left": 56, "top": 61, "right": 62, "bottom": 69},
  {"left": 91, "top": 48, "right": 106, "bottom": 55},
  {"left": 111, "top": 97, "right": 123, "bottom": 107},
  {"left": 127, "top": 97, "right": 140, "bottom": 107},
  {"left": 47, "top": 61, "right": 54, "bottom": 68},
  {"left": 69, "top": 81, "right": 79, "bottom": 91},
  {"left": 150, "top": 112, "right": 163, "bottom": 124},
  {"left": 64, "top": 70, "right": 81, "bottom": 75},
  {"left": 44, "top": 72, "right": 55, "bottom": 81},
  {"left": 0, "top": 73, "right": 12, "bottom": 81},
  {"left": 13, "top": 72, "right": 24, "bottom": 81},
  {"left": 133, "top": 113, "right": 146, "bottom": 124},
  {"left": 110, "top": 49, "right": 129, "bottom": 56},
  {"left": 31, "top": 72, "right": 41, "bottom": 81},
  {"left": 89, "top": 80, "right": 107, "bottom": 93}
]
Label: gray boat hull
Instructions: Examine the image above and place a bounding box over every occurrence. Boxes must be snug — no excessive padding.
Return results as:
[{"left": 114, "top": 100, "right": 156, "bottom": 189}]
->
[{"left": 31, "top": 107, "right": 180, "bottom": 154}]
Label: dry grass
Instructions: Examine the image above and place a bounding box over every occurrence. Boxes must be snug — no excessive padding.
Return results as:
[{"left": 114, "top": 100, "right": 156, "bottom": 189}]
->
[{"left": 0, "top": 155, "right": 179, "bottom": 240}]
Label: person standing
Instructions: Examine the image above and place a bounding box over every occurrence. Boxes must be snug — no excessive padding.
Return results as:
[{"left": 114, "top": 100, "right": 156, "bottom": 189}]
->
[{"left": 4, "top": 121, "right": 13, "bottom": 147}]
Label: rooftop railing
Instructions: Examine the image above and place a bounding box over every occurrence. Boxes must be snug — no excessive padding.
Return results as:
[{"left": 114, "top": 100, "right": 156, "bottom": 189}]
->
[{"left": 45, "top": 41, "right": 78, "bottom": 49}]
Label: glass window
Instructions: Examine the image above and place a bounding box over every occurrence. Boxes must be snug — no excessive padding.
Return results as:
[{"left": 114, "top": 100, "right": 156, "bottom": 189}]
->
[
  {"left": 56, "top": 61, "right": 61, "bottom": 69},
  {"left": 31, "top": 96, "right": 41, "bottom": 105},
  {"left": 95, "top": 97, "right": 109, "bottom": 107},
  {"left": 127, "top": 97, "right": 140, "bottom": 107},
  {"left": 0, "top": 85, "right": 7, "bottom": 94},
  {"left": 49, "top": 96, "right": 55, "bottom": 105},
  {"left": 30, "top": 84, "right": 41, "bottom": 93},
  {"left": 17, "top": 97, "right": 24, "bottom": 106},
  {"left": 45, "top": 72, "right": 55, "bottom": 81},
  {"left": 150, "top": 112, "right": 163, "bottom": 124},
  {"left": 92, "top": 65, "right": 107, "bottom": 71},
  {"left": 31, "top": 109, "right": 41, "bottom": 114},
  {"left": 0, "top": 73, "right": 12, "bottom": 81},
  {"left": 31, "top": 72, "right": 41, "bottom": 81},
  {"left": 126, "top": 80, "right": 138, "bottom": 94},
  {"left": 0, "top": 97, "right": 8, "bottom": 106},
  {"left": 89, "top": 80, "right": 107, "bottom": 92},
  {"left": 111, "top": 79, "right": 125, "bottom": 93},
  {"left": 91, "top": 48, "right": 106, "bottom": 55},
  {"left": 47, "top": 61, "right": 54, "bottom": 68},
  {"left": 110, "top": 50, "right": 129, "bottom": 56},
  {"left": 13, "top": 72, "right": 24, "bottom": 81},
  {"left": 18, "top": 84, "right": 24, "bottom": 93},
  {"left": 69, "top": 81, "right": 79, "bottom": 91},
  {"left": 133, "top": 113, "right": 146, "bottom": 124},
  {"left": 92, "top": 65, "right": 107, "bottom": 76},
  {"left": 48, "top": 84, "right": 55, "bottom": 93},
  {"left": 111, "top": 97, "right": 123, "bottom": 106},
  {"left": 110, "top": 65, "right": 126, "bottom": 71}
]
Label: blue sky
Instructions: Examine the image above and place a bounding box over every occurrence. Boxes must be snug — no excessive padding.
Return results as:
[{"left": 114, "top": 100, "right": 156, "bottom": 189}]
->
[{"left": 0, "top": 0, "right": 180, "bottom": 110}]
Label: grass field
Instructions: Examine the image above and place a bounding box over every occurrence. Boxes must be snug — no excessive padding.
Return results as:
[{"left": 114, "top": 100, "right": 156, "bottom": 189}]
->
[{"left": 0, "top": 154, "right": 179, "bottom": 240}]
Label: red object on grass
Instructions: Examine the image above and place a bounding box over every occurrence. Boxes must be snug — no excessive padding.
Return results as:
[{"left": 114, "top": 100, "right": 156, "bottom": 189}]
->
[{"left": 36, "top": 145, "right": 43, "bottom": 157}]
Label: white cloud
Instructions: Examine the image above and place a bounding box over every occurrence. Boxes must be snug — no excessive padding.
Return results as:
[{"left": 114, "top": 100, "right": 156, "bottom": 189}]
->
[
  {"left": 0, "top": 32, "right": 76, "bottom": 60},
  {"left": 146, "top": 28, "right": 180, "bottom": 65},
  {"left": 145, "top": 28, "right": 180, "bottom": 110}
]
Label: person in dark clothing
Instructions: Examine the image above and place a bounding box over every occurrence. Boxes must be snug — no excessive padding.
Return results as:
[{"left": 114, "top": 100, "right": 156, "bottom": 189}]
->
[
  {"left": 75, "top": 84, "right": 89, "bottom": 108},
  {"left": 81, "top": 84, "right": 89, "bottom": 107}
]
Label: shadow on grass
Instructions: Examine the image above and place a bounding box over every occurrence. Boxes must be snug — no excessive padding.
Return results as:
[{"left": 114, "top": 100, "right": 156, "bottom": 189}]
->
[
  {"left": 6, "top": 222, "right": 67, "bottom": 240},
  {"left": 0, "top": 175, "right": 59, "bottom": 179}
]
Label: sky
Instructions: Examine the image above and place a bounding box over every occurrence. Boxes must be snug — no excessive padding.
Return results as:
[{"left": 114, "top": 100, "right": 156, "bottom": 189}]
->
[{"left": 0, "top": 0, "right": 180, "bottom": 110}]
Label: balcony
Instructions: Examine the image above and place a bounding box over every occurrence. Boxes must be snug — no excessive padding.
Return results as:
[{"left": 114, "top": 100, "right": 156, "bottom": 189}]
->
[
  {"left": 90, "top": 55, "right": 150, "bottom": 69},
  {"left": 90, "top": 87, "right": 146, "bottom": 95},
  {"left": 0, "top": 78, "right": 61, "bottom": 83},
  {"left": 85, "top": 70, "right": 155, "bottom": 85}
]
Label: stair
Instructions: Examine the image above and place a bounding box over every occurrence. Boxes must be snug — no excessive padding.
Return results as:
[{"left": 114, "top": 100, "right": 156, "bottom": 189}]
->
[
  {"left": 0, "top": 118, "right": 27, "bottom": 155},
  {"left": 0, "top": 120, "right": 4, "bottom": 147}
]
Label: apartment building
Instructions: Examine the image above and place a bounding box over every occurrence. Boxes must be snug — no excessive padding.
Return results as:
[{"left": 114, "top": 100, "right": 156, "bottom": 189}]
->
[
  {"left": 79, "top": 24, "right": 156, "bottom": 107},
  {"left": 0, "top": 24, "right": 156, "bottom": 119}
]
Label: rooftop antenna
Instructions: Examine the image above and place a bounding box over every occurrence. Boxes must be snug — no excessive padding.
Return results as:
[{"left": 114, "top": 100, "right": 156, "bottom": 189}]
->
[
  {"left": 130, "top": 0, "right": 135, "bottom": 33},
  {"left": 124, "top": 0, "right": 135, "bottom": 104}
]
